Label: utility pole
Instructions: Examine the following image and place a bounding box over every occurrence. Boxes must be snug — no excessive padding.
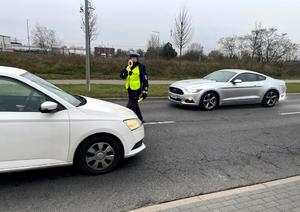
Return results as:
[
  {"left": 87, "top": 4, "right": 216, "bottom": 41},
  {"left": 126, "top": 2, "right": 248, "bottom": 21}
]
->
[
  {"left": 27, "top": 19, "right": 30, "bottom": 51},
  {"left": 84, "top": 0, "right": 91, "bottom": 91}
]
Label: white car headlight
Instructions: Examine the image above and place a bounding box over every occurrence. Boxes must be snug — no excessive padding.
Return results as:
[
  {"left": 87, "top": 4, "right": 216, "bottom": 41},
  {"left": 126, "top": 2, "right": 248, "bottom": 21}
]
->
[
  {"left": 186, "top": 88, "right": 202, "bottom": 93},
  {"left": 124, "top": 119, "right": 142, "bottom": 130}
]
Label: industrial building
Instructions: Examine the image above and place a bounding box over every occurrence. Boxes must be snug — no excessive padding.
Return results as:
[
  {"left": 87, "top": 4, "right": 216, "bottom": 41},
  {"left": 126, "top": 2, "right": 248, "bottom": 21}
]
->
[
  {"left": 0, "top": 35, "right": 12, "bottom": 51},
  {"left": 94, "top": 47, "right": 115, "bottom": 57}
]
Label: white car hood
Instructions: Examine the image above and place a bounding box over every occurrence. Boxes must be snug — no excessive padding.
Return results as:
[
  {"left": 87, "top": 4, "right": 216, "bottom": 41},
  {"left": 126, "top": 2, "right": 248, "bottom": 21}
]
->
[
  {"left": 172, "top": 79, "right": 216, "bottom": 87},
  {"left": 76, "top": 97, "right": 137, "bottom": 119}
]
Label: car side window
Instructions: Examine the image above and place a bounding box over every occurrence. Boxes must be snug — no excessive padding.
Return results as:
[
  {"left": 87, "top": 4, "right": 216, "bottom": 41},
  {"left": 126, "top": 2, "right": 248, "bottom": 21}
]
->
[
  {"left": 257, "top": 75, "right": 266, "bottom": 81},
  {"left": 235, "top": 73, "right": 258, "bottom": 82},
  {"left": 0, "top": 77, "right": 51, "bottom": 112}
]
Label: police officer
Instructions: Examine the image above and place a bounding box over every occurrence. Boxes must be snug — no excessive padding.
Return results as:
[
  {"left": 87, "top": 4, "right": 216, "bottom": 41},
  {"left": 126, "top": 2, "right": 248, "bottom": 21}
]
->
[{"left": 120, "top": 52, "right": 148, "bottom": 123}]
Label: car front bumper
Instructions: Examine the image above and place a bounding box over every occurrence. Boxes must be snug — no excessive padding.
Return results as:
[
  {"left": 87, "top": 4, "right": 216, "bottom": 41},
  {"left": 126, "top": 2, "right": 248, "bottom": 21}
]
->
[
  {"left": 168, "top": 91, "right": 200, "bottom": 106},
  {"left": 124, "top": 141, "right": 146, "bottom": 158},
  {"left": 124, "top": 125, "right": 146, "bottom": 158}
]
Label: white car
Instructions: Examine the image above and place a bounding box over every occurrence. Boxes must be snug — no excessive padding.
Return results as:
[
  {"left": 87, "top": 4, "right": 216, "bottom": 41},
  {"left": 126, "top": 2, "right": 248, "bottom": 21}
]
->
[
  {"left": 169, "top": 69, "right": 286, "bottom": 110},
  {"left": 0, "top": 66, "right": 145, "bottom": 175}
]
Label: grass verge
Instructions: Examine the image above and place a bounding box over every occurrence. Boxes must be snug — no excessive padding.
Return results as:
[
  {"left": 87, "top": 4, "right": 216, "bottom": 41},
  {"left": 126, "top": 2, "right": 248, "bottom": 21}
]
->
[
  {"left": 287, "top": 83, "right": 300, "bottom": 93},
  {"left": 57, "top": 84, "right": 169, "bottom": 98},
  {"left": 56, "top": 83, "right": 300, "bottom": 99}
]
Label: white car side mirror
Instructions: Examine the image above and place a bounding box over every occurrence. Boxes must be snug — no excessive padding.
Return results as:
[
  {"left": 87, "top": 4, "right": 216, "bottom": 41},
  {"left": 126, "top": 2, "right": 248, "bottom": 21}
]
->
[
  {"left": 233, "top": 79, "right": 242, "bottom": 84},
  {"left": 40, "top": 101, "right": 58, "bottom": 113}
]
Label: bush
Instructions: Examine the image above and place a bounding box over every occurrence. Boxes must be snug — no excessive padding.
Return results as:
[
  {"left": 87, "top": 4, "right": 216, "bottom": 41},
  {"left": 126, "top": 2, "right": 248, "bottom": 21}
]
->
[{"left": 0, "top": 52, "right": 299, "bottom": 80}]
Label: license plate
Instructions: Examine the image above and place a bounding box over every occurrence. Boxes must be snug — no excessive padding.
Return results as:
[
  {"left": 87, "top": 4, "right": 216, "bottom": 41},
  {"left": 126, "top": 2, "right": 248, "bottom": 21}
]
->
[{"left": 170, "top": 93, "right": 178, "bottom": 99}]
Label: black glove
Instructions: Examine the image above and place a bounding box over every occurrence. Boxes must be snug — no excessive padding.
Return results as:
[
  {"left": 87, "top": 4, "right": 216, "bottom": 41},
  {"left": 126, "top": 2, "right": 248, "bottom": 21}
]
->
[
  {"left": 141, "top": 90, "right": 148, "bottom": 100},
  {"left": 128, "top": 71, "right": 133, "bottom": 76},
  {"left": 120, "top": 70, "right": 128, "bottom": 79}
]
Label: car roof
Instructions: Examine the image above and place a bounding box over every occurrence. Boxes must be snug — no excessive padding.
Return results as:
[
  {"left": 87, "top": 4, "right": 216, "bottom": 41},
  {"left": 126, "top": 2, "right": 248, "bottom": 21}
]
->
[
  {"left": 0, "top": 66, "right": 27, "bottom": 76},
  {"left": 219, "top": 69, "right": 263, "bottom": 75}
]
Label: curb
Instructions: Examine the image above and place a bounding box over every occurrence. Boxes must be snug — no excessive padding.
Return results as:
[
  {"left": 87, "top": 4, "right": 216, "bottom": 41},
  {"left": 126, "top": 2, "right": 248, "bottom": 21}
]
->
[{"left": 129, "top": 175, "right": 300, "bottom": 212}]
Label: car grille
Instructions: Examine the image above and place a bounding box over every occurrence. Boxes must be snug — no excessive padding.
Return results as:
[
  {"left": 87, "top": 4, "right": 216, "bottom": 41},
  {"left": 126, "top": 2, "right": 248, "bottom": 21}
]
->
[
  {"left": 169, "top": 87, "right": 184, "bottom": 95},
  {"left": 169, "top": 96, "right": 181, "bottom": 101}
]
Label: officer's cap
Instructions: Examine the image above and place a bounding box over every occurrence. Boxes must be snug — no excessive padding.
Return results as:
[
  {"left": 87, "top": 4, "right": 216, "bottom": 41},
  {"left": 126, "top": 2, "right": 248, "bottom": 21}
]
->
[{"left": 128, "top": 52, "right": 140, "bottom": 58}]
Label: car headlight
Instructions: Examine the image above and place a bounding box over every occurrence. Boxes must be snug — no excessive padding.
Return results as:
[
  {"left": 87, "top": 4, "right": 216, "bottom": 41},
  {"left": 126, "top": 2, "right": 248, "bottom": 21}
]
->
[
  {"left": 124, "top": 119, "right": 142, "bottom": 130},
  {"left": 186, "top": 88, "right": 202, "bottom": 93}
]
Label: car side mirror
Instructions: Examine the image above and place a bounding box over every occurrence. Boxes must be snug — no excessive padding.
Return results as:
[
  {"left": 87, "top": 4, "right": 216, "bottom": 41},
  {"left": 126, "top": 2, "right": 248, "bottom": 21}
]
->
[
  {"left": 40, "top": 101, "right": 58, "bottom": 113},
  {"left": 232, "top": 79, "right": 242, "bottom": 84}
]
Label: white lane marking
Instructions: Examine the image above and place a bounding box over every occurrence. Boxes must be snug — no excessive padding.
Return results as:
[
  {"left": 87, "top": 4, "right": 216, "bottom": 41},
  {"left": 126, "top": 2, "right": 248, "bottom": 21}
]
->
[
  {"left": 143, "top": 121, "right": 176, "bottom": 125},
  {"left": 280, "top": 111, "right": 300, "bottom": 116}
]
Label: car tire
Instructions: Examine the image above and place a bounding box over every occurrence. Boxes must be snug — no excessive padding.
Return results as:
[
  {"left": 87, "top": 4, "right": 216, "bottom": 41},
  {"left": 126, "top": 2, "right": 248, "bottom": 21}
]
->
[
  {"left": 75, "top": 135, "right": 122, "bottom": 175},
  {"left": 262, "top": 90, "right": 279, "bottom": 107},
  {"left": 200, "top": 91, "right": 219, "bottom": 110}
]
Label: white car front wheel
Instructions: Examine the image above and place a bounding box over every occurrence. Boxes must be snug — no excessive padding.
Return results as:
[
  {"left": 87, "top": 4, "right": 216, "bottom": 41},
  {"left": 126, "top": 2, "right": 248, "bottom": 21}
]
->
[{"left": 75, "top": 135, "right": 122, "bottom": 175}]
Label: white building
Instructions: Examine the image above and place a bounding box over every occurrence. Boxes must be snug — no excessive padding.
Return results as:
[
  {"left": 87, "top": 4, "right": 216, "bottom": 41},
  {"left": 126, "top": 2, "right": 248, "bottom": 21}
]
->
[{"left": 0, "top": 35, "right": 12, "bottom": 51}]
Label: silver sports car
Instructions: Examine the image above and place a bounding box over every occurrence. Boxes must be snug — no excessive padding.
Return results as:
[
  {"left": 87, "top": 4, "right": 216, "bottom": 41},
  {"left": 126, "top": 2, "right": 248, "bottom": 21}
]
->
[{"left": 168, "top": 69, "right": 286, "bottom": 110}]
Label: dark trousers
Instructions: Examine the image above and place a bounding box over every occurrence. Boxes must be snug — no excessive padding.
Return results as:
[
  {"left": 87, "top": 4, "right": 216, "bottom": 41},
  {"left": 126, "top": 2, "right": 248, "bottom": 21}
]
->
[{"left": 127, "top": 89, "right": 144, "bottom": 122}]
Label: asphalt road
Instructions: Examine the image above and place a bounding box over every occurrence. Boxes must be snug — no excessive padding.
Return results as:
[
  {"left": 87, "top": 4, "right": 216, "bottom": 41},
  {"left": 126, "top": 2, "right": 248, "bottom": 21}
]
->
[{"left": 0, "top": 95, "right": 300, "bottom": 212}]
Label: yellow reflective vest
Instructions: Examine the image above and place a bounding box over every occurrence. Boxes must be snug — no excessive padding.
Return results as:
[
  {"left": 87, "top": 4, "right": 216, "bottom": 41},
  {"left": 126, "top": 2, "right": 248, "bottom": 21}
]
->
[{"left": 125, "top": 65, "right": 141, "bottom": 90}]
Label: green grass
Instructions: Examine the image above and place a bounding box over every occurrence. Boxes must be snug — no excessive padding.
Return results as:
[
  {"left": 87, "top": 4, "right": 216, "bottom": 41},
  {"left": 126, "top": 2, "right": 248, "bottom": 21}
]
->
[
  {"left": 0, "top": 84, "right": 31, "bottom": 95},
  {"left": 287, "top": 83, "right": 300, "bottom": 93},
  {"left": 57, "top": 84, "right": 169, "bottom": 98},
  {"left": 56, "top": 83, "right": 300, "bottom": 98}
]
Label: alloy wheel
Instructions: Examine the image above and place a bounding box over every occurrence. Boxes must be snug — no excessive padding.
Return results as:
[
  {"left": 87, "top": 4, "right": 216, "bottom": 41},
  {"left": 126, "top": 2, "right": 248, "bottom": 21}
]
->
[
  {"left": 203, "top": 93, "right": 217, "bottom": 110},
  {"left": 85, "top": 142, "right": 115, "bottom": 171},
  {"left": 265, "top": 91, "right": 278, "bottom": 106}
]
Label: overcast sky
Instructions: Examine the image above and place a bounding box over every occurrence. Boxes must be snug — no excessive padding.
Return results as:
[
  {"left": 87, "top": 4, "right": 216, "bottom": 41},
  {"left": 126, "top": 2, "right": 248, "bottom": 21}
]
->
[{"left": 1, "top": 0, "right": 299, "bottom": 53}]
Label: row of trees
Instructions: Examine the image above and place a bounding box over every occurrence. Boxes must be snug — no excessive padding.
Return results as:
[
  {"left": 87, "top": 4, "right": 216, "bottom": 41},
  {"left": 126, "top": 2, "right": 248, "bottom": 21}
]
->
[
  {"left": 218, "top": 25, "right": 298, "bottom": 63},
  {"left": 143, "top": 7, "right": 298, "bottom": 63},
  {"left": 30, "top": 1, "right": 298, "bottom": 63}
]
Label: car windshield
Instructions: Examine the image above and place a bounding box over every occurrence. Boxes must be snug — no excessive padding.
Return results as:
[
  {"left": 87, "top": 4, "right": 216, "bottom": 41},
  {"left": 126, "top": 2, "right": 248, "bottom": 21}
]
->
[
  {"left": 22, "top": 72, "right": 82, "bottom": 107},
  {"left": 203, "top": 70, "right": 236, "bottom": 82}
]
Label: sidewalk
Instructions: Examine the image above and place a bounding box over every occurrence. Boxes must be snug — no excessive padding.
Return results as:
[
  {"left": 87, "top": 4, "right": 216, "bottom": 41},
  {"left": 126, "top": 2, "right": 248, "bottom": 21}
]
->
[
  {"left": 130, "top": 176, "right": 300, "bottom": 212},
  {"left": 49, "top": 79, "right": 300, "bottom": 85}
]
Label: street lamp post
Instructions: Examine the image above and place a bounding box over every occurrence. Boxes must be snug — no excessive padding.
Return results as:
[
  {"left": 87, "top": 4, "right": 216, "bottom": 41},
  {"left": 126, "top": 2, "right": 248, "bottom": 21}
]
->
[
  {"left": 84, "top": 0, "right": 91, "bottom": 92},
  {"left": 26, "top": 19, "right": 30, "bottom": 51}
]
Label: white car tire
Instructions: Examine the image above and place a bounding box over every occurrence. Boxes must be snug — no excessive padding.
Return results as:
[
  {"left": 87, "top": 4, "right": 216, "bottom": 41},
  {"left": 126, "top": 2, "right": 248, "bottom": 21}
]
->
[{"left": 75, "top": 135, "right": 122, "bottom": 175}]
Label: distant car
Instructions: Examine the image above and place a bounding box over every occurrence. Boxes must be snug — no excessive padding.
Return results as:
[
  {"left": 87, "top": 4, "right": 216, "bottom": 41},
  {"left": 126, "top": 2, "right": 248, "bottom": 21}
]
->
[
  {"left": 169, "top": 69, "right": 286, "bottom": 110},
  {"left": 0, "top": 66, "right": 145, "bottom": 175}
]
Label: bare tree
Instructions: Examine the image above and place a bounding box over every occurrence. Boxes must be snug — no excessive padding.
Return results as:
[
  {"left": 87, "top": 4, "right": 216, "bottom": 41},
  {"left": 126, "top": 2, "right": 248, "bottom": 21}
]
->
[
  {"left": 31, "top": 24, "right": 59, "bottom": 52},
  {"left": 222, "top": 24, "right": 299, "bottom": 63},
  {"left": 253, "top": 27, "right": 297, "bottom": 63},
  {"left": 218, "top": 36, "right": 238, "bottom": 58},
  {"left": 171, "top": 7, "right": 193, "bottom": 57},
  {"left": 147, "top": 34, "right": 160, "bottom": 49},
  {"left": 80, "top": 0, "right": 98, "bottom": 45},
  {"left": 146, "top": 34, "right": 160, "bottom": 58},
  {"left": 183, "top": 42, "right": 204, "bottom": 61}
]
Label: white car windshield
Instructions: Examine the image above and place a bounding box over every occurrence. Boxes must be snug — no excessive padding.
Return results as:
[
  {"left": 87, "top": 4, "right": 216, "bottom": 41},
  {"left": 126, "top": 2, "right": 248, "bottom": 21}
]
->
[
  {"left": 203, "top": 70, "right": 236, "bottom": 82},
  {"left": 22, "top": 72, "right": 82, "bottom": 107}
]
